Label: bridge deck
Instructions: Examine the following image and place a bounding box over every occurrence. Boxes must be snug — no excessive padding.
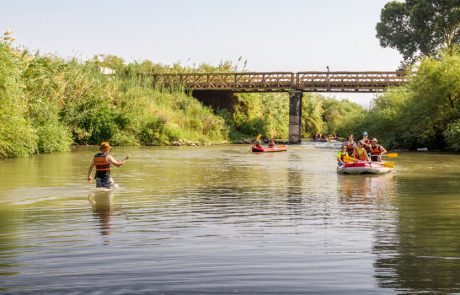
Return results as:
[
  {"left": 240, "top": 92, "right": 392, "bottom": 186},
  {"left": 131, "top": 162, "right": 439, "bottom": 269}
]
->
[{"left": 151, "top": 71, "right": 407, "bottom": 93}]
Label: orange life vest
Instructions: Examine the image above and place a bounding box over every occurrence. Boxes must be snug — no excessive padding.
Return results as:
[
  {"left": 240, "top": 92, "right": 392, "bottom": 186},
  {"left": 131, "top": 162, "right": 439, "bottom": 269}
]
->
[
  {"left": 370, "top": 145, "right": 382, "bottom": 155},
  {"left": 94, "top": 153, "right": 110, "bottom": 171},
  {"left": 355, "top": 148, "right": 367, "bottom": 161}
]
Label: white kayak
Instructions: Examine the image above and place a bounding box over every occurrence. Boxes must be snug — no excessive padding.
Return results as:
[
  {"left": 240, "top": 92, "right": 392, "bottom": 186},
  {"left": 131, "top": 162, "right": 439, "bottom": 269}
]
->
[{"left": 337, "top": 161, "right": 392, "bottom": 175}]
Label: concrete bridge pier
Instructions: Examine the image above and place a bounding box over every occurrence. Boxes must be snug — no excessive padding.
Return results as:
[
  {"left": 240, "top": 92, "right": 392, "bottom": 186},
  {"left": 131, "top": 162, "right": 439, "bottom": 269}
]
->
[{"left": 288, "top": 90, "right": 303, "bottom": 144}]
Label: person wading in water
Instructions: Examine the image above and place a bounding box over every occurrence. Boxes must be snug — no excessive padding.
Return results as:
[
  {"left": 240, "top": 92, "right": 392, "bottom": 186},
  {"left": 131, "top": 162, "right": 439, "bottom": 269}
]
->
[{"left": 87, "top": 142, "right": 130, "bottom": 189}]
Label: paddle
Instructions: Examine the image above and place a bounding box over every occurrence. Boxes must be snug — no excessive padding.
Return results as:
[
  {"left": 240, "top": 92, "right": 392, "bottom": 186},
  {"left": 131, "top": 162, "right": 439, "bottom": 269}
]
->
[
  {"left": 384, "top": 153, "right": 398, "bottom": 158},
  {"left": 343, "top": 155, "right": 356, "bottom": 163},
  {"left": 382, "top": 161, "right": 395, "bottom": 168},
  {"left": 344, "top": 154, "right": 395, "bottom": 168}
]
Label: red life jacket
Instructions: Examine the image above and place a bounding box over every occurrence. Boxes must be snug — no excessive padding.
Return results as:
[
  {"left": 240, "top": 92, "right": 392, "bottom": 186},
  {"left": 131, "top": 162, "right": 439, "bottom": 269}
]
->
[{"left": 94, "top": 153, "right": 110, "bottom": 171}]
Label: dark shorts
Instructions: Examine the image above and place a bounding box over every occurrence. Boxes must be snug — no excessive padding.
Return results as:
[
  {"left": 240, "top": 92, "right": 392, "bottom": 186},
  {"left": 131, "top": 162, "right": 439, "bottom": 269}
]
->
[
  {"left": 370, "top": 155, "right": 381, "bottom": 162},
  {"left": 96, "top": 176, "right": 116, "bottom": 189}
]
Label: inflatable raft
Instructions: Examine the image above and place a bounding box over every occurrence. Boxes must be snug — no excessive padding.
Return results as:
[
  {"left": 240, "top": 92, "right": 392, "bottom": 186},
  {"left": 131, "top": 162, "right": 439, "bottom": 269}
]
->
[
  {"left": 337, "top": 161, "right": 392, "bottom": 175},
  {"left": 252, "top": 145, "right": 287, "bottom": 153}
]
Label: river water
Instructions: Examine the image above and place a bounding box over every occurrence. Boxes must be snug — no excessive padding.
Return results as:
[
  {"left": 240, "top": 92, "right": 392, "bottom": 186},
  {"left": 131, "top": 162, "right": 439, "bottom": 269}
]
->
[{"left": 1, "top": 143, "right": 460, "bottom": 294}]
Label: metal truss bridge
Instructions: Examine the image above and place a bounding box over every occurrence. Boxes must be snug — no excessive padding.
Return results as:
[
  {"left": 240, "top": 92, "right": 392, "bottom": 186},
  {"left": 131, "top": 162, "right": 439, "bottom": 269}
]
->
[{"left": 151, "top": 71, "right": 407, "bottom": 93}]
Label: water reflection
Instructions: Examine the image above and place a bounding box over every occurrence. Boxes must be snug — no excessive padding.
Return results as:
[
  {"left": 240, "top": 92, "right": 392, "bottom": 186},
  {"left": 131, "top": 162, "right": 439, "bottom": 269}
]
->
[
  {"left": 286, "top": 153, "right": 303, "bottom": 213},
  {"left": 373, "top": 175, "right": 460, "bottom": 293},
  {"left": 88, "top": 190, "right": 115, "bottom": 244},
  {"left": 1, "top": 147, "right": 460, "bottom": 293},
  {"left": 338, "top": 174, "right": 397, "bottom": 205},
  {"left": 0, "top": 208, "right": 19, "bottom": 281}
]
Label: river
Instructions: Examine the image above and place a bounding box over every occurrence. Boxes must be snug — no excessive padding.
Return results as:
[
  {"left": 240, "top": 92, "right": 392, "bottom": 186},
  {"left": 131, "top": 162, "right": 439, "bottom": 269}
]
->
[{"left": 1, "top": 143, "right": 460, "bottom": 294}]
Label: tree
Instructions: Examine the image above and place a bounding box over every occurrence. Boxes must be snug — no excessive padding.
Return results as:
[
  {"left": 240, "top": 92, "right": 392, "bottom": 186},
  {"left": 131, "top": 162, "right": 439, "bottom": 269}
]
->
[{"left": 376, "top": 0, "right": 460, "bottom": 64}]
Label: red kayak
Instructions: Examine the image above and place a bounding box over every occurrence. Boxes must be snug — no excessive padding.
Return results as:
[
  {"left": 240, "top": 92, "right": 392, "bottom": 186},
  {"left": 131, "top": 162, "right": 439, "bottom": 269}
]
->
[{"left": 252, "top": 145, "right": 287, "bottom": 153}]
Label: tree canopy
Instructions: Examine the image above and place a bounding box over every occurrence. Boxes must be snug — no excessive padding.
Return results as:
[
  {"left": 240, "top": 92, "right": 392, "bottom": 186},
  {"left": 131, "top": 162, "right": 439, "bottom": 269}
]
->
[{"left": 376, "top": 0, "right": 460, "bottom": 64}]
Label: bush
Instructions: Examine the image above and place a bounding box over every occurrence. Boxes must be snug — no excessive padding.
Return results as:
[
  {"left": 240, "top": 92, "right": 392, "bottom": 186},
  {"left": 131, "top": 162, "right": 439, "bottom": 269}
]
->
[
  {"left": 0, "top": 43, "right": 37, "bottom": 157},
  {"left": 444, "top": 120, "right": 460, "bottom": 151}
]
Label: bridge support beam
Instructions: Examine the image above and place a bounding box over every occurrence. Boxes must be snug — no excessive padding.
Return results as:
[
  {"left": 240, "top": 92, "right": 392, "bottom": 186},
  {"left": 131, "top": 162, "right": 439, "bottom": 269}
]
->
[{"left": 289, "top": 90, "right": 303, "bottom": 144}]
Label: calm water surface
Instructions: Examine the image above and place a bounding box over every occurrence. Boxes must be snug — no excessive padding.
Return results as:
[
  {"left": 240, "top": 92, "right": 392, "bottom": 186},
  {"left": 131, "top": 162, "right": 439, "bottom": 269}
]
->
[{"left": 1, "top": 143, "right": 460, "bottom": 294}]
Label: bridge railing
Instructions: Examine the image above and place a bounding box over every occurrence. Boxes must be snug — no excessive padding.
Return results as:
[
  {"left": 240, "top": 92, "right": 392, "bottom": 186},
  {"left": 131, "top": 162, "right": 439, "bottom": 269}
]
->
[
  {"left": 151, "top": 71, "right": 408, "bottom": 92},
  {"left": 152, "top": 72, "right": 295, "bottom": 91},
  {"left": 296, "top": 71, "right": 407, "bottom": 92}
]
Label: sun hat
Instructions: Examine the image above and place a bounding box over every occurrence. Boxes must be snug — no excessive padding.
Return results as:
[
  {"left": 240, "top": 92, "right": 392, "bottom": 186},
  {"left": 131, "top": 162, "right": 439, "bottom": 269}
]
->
[
  {"left": 371, "top": 138, "right": 378, "bottom": 143},
  {"left": 363, "top": 131, "right": 368, "bottom": 136}
]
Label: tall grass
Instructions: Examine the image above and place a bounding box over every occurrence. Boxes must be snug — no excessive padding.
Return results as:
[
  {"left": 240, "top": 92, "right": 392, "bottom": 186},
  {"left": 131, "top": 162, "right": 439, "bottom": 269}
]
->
[
  {"left": 0, "top": 45, "right": 229, "bottom": 158},
  {"left": 0, "top": 42, "right": 366, "bottom": 158}
]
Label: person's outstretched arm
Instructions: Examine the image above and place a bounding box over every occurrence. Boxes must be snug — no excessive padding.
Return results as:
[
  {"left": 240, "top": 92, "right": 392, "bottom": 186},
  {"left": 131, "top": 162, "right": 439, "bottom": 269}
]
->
[{"left": 107, "top": 154, "right": 130, "bottom": 167}]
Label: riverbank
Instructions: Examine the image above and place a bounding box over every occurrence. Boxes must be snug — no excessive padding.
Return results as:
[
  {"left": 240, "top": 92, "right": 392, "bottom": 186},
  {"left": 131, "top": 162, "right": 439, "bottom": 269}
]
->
[
  {"left": 0, "top": 43, "right": 230, "bottom": 158},
  {"left": 1, "top": 41, "right": 364, "bottom": 158}
]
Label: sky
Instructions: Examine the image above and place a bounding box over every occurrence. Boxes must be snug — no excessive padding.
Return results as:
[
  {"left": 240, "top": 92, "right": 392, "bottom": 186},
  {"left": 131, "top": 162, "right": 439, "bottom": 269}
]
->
[{"left": 1, "top": 0, "right": 402, "bottom": 106}]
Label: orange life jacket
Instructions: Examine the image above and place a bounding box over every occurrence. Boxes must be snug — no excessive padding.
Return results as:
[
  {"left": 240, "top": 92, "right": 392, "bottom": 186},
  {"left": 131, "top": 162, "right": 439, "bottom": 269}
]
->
[
  {"left": 370, "top": 145, "right": 382, "bottom": 155},
  {"left": 355, "top": 148, "right": 367, "bottom": 161},
  {"left": 94, "top": 153, "right": 110, "bottom": 171}
]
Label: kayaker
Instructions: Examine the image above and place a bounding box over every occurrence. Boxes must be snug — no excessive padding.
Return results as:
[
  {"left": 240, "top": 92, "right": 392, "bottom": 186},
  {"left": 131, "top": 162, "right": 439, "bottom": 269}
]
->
[
  {"left": 254, "top": 139, "right": 262, "bottom": 148},
  {"left": 268, "top": 138, "right": 276, "bottom": 148},
  {"left": 87, "top": 142, "right": 130, "bottom": 189},
  {"left": 344, "top": 134, "right": 357, "bottom": 155},
  {"left": 337, "top": 145, "right": 348, "bottom": 166},
  {"left": 353, "top": 141, "right": 371, "bottom": 162},
  {"left": 369, "top": 138, "right": 387, "bottom": 162}
]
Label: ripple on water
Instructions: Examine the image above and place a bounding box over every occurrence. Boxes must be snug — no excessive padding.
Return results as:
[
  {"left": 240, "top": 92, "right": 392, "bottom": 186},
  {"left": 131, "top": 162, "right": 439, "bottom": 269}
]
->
[{"left": 1, "top": 146, "right": 460, "bottom": 293}]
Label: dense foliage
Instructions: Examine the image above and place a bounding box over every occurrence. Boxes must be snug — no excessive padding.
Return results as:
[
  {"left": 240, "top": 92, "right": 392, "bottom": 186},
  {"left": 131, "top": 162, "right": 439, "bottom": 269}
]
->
[
  {"left": 346, "top": 49, "right": 460, "bottom": 151},
  {"left": 0, "top": 43, "right": 230, "bottom": 158},
  {"left": 302, "top": 94, "right": 364, "bottom": 138},
  {"left": 376, "top": 0, "right": 460, "bottom": 64}
]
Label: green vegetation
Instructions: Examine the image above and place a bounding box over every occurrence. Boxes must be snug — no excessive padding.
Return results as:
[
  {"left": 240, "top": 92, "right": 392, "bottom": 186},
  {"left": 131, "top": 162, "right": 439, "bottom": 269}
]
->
[
  {"left": 0, "top": 42, "right": 230, "bottom": 158},
  {"left": 220, "top": 92, "right": 363, "bottom": 141},
  {"left": 4, "top": 0, "right": 460, "bottom": 159},
  {"left": 302, "top": 94, "right": 364, "bottom": 138},
  {"left": 376, "top": 0, "right": 460, "bottom": 64},
  {"left": 346, "top": 49, "right": 460, "bottom": 151},
  {"left": 0, "top": 34, "right": 366, "bottom": 158}
]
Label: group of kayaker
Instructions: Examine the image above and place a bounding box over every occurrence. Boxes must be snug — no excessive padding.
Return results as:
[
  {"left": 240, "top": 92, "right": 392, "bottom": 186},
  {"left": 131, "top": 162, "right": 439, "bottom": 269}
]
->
[
  {"left": 337, "top": 132, "right": 387, "bottom": 166},
  {"left": 253, "top": 138, "right": 277, "bottom": 149}
]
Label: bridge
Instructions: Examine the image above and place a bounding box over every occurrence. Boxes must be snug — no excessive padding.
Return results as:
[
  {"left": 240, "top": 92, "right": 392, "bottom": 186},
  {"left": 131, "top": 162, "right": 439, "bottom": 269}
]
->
[
  {"left": 150, "top": 71, "right": 408, "bottom": 143},
  {"left": 152, "top": 71, "right": 406, "bottom": 92}
]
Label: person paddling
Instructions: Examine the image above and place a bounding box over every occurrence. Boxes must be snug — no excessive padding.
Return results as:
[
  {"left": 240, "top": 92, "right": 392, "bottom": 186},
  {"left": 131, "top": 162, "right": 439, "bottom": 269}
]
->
[
  {"left": 87, "top": 142, "right": 130, "bottom": 189},
  {"left": 369, "top": 138, "right": 387, "bottom": 162},
  {"left": 268, "top": 138, "right": 276, "bottom": 148}
]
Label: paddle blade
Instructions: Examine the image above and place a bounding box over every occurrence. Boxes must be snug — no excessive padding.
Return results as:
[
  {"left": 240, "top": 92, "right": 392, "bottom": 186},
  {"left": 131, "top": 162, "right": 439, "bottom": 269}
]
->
[
  {"left": 385, "top": 153, "right": 398, "bottom": 158},
  {"left": 383, "top": 161, "right": 395, "bottom": 168},
  {"left": 256, "top": 134, "right": 262, "bottom": 140}
]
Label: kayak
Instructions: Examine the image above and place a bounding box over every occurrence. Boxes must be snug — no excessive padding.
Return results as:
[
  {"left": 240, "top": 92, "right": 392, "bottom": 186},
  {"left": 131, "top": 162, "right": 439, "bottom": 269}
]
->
[
  {"left": 252, "top": 145, "right": 287, "bottom": 153},
  {"left": 337, "top": 161, "right": 392, "bottom": 175}
]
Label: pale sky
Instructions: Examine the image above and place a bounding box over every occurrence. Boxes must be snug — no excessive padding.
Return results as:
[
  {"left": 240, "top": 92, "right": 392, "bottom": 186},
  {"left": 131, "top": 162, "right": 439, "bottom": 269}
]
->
[{"left": 1, "top": 0, "right": 402, "bottom": 106}]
